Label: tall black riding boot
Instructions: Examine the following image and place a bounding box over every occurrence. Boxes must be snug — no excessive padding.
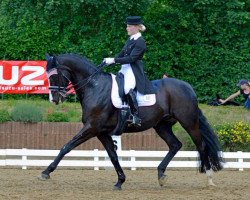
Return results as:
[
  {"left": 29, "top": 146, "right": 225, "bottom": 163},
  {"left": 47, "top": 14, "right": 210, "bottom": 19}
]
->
[
  {"left": 109, "top": 107, "right": 130, "bottom": 136},
  {"left": 127, "top": 89, "right": 141, "bottom": 126}
]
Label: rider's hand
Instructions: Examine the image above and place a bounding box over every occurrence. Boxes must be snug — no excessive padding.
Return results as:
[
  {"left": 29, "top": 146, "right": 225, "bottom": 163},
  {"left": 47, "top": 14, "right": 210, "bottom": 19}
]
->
[{"left": 104, "top": 58, "right": 115, "bottom": 65}]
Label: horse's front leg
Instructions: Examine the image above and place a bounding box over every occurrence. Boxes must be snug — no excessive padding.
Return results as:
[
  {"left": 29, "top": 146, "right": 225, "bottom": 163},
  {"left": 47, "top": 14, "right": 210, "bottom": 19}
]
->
[
  {"left": 154, "top": 123, "right": 182, "bottom": 187},
  {"left": 40, "top": 123, "right": 93, "bottom": 180},
  {"left": 97, "top": 134, "right": 126, "bottom": 190}
]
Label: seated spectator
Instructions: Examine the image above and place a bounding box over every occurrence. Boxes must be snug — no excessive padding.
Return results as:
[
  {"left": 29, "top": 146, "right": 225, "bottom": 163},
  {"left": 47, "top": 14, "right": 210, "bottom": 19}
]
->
[
  {"left": 163, "top": 73, "right": 168, "bottom": 78},
  {"left": 219, "top": 79, "right": 250, "bottom": 109},
  {"left": 151, "top": 73, "right": 169, "bottom": 89}
]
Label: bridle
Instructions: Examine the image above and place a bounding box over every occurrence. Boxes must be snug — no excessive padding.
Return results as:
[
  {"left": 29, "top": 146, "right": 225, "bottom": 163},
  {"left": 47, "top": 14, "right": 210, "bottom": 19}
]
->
[
  {"left": 47, "top": 59, "right": 107, "bottom": 99},
  {"left": 47, "top": 66, "right": 70, "bottom": 98}
]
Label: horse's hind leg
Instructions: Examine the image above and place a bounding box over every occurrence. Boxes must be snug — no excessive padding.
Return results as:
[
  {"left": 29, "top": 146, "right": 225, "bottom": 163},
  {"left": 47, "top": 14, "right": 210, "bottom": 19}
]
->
[
  {"left": 182, "top": 123, "right": 216, "bottom": 186},
  {"left": 154, "top": 121, "right": 182, "bottom": 187},
  {"left": 40, "top": 123, "right": 94, "bottom": 179},
  {"left": 97, "top": 134, "right": 126, "bottom": 190}
]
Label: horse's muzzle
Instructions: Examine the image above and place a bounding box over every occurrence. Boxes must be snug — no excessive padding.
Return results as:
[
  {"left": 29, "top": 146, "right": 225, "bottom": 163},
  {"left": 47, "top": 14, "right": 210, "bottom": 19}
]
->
[{"left": 49, "top": 86, "right": 67, "bottom": 105}]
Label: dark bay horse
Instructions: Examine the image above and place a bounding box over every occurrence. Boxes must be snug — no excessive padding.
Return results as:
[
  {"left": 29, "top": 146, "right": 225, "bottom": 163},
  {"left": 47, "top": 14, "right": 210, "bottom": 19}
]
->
[{"left": 40, "top": 53, "right": 223, "bottom": 189}]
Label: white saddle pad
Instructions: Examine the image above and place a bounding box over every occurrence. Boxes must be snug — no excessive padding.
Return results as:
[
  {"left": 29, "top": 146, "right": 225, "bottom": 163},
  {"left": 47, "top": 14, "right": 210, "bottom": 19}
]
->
[{"left": 111, "top": 74, "right": 156, "bottom": 108}]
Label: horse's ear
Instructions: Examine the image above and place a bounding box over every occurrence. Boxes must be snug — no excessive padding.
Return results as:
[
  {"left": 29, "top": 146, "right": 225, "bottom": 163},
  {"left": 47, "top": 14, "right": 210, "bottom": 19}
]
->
[{"left": 45, "top": 53, "right": 51, "bottom": 61}]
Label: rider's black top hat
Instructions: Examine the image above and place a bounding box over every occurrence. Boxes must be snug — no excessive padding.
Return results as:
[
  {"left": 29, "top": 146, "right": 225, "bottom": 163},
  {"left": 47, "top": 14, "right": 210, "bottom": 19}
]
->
[{"left": 126, "top": 16, "right": 144, "bottom": 25}]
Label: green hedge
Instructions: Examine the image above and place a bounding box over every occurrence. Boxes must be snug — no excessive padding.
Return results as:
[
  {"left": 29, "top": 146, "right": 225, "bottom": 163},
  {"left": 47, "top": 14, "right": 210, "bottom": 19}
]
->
[{"left": 0, "top": 0, "right": 249, "bottom": 102}]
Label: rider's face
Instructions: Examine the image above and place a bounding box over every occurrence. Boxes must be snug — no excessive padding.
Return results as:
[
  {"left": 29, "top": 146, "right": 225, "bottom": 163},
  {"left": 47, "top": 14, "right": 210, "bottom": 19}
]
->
[{"left": 126, "top": 25, "right": 139, "bottom": 36}]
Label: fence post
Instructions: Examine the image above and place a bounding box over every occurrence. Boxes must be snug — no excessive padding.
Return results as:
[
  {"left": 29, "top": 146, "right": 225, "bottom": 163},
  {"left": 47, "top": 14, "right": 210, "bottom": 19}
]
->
[
  {"left": 22, "top": 148, "right": 27, "bottom": 170},
  {"left": 237, "top": 151, "right": 243, "bottom": 171},
  {"left": 93, "top": 149, "right": 99, "bottom": 170},
  {"left": 130, "top": 150, "right": 136, "bottom": 171}
]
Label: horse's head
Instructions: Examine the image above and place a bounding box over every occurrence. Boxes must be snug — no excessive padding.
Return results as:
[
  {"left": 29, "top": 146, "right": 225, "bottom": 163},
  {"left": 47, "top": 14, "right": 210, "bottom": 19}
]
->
[{"left": 45, "top": 53, "right": 70, "bottom": 105}]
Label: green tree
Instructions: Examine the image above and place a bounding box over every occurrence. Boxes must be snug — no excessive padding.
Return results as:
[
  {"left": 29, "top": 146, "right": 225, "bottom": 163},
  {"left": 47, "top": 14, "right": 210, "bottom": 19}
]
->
[
  {"left": 0, "top": 0, "right": 152, "bottom": 61},
  {"left": 0, "top": 0, "right": 249, "bottom": 102},
  {"left": 144, "top": 0, "right": 249, "bottom": 100}
]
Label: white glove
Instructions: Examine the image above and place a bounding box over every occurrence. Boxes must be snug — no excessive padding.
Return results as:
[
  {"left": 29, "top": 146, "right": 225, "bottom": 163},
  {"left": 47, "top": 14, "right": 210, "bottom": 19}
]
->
[{"left": 104, "top": 58, "right": 115, "bottom": 65}]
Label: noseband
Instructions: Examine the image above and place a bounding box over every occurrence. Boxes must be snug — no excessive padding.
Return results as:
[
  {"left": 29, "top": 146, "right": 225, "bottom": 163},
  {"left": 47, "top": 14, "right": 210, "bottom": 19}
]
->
[{"left": 48, "top": 86, "right": 68, "bottom": 98}]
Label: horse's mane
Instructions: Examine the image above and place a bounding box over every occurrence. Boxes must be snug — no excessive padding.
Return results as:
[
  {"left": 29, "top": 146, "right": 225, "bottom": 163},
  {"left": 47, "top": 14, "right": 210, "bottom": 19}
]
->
[{"left": 57, "top": 53, "right": 98, "bottom": 73}]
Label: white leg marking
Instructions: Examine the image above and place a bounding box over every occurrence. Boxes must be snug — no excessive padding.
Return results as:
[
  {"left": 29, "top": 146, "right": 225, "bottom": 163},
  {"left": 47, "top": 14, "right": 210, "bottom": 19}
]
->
[{"left": 206, "top": 169, "right": 216, "bottom": 187}]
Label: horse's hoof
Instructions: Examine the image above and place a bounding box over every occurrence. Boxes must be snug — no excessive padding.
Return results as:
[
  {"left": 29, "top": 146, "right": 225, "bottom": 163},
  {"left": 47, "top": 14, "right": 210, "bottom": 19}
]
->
[
  {"left": 113, "top": 185, "right": 122, "bottom": 191},
  {"left": 207, "top": 181, "right": 217, "bottom": 187},
  {"left": 38, "top": 173, "right": 50, "bottom": 181},
  {"left": 158, "top": 174, "right": 167, "bottom": 187},
  {"left": 207, "top": 178, "right": 217, "bottom": 187}
]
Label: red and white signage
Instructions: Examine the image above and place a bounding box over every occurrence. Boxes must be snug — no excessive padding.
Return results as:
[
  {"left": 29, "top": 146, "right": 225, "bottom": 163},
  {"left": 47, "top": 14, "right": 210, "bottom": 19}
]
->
[{"left": 0, "top": 61, "right": 49, "bottom": 94}]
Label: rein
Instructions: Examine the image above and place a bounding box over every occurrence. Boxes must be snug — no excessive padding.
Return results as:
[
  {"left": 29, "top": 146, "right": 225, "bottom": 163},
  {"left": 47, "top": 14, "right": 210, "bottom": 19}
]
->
[
  {"left": 66, "top": 61, "right": 106, "bottom": 92},
  {"left": 47, "top": 61, "right": 107, "bottom": 97}
]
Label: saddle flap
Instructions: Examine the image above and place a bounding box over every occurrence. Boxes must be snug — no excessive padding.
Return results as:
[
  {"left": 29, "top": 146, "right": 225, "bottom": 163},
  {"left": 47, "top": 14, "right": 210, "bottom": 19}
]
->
[{"left": 110, "top": 74, "right": 156, "bottom": 108}]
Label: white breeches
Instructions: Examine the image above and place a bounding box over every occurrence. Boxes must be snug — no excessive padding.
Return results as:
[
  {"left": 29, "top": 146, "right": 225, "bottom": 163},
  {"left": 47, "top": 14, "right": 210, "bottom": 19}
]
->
[{"left": 119, "top": 64, "right": 136, "bottom": 94}]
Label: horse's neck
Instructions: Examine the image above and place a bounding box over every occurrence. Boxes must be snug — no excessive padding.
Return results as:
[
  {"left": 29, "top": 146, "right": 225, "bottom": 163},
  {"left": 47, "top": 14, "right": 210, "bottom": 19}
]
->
[{"left": 60, "top": 55, "right": 97, "bottom": 81}]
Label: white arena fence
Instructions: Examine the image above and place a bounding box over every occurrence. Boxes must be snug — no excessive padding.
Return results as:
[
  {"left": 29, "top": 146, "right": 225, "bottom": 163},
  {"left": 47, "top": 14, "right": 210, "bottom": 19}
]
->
[{"left": 0, "top": 148, "right": 250, "bottom": 171}]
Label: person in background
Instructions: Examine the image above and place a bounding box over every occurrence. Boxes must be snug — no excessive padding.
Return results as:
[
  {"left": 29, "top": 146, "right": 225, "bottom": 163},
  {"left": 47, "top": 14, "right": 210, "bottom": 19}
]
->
[
  {"left": 151, "top": 73, "right": 169, "bottom": 89},
  {"left": 162, "top": 73, "right": 168, "bottom": 78},
  {"left": 219, "top": 79, "right": 250, "bottom": 109}
]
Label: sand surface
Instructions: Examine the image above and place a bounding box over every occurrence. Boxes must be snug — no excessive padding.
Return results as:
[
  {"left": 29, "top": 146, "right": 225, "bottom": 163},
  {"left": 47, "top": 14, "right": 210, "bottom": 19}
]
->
[{"left": 0, "top": 168, "right": 249, "bottom": 200}]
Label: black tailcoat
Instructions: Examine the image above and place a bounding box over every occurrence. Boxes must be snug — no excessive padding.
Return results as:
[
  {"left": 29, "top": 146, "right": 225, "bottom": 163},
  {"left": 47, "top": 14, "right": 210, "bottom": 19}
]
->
[{"left": 114, "top": 37, "right": 156, "bottom": 94}]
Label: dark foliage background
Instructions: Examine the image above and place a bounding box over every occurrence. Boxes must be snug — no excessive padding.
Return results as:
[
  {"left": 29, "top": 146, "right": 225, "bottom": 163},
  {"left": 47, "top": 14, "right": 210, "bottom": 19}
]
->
[{"left": 0, "top": 0, "right": 249, "bottom": 102}]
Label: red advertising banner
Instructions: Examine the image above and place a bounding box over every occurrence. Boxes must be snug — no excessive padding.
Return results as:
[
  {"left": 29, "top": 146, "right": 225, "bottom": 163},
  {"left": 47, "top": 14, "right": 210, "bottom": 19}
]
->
[{"left": 0, "top": 61, "right": 49, "bottom": 94}]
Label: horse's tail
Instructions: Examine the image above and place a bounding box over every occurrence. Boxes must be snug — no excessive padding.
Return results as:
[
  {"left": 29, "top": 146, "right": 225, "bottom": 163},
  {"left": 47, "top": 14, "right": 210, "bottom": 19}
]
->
[{"left": 198, "top": 108, "right": 223, "bottom": 172}]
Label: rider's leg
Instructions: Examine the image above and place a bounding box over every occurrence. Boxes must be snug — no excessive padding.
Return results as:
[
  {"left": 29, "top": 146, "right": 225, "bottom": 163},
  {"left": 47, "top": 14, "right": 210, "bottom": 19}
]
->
[
  {"left": 127, "top": 89, "right": 141, "bottom": 126},
  {"left": 120, "top": 65, "right": 141, "bottom": 125},
  {"left": 110, "top": 90, "right": 141, "bottom": 136},
  {"left": 110, "top": 106, "right": 130, "bottom": 136}
]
